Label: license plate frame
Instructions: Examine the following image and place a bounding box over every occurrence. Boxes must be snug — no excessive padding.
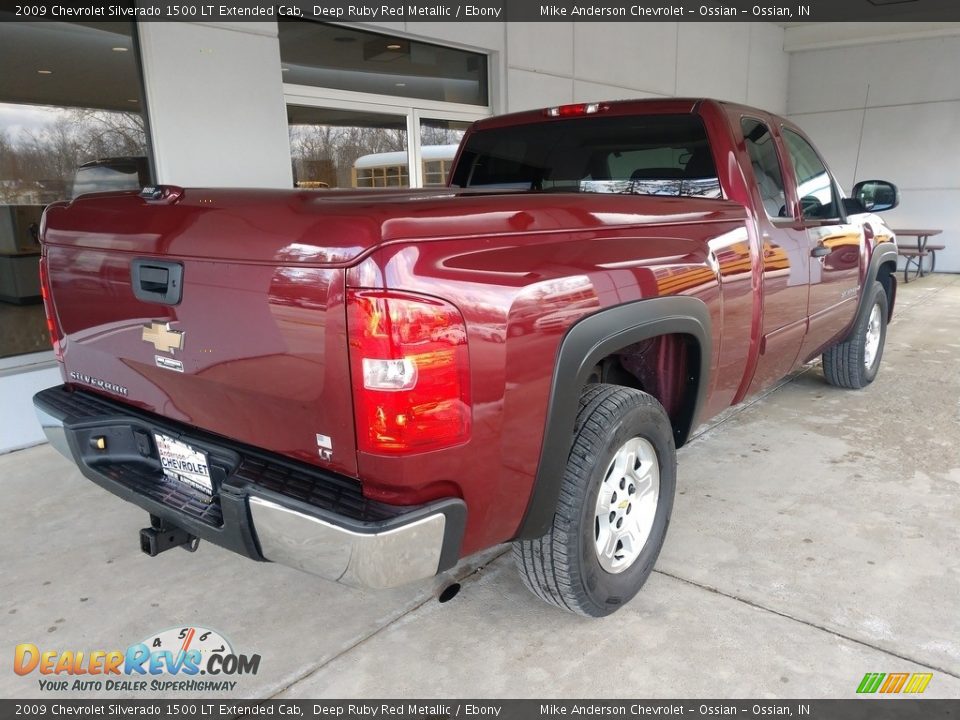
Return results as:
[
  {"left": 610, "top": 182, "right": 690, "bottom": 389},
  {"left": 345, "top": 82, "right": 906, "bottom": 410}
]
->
[{"left": 154, "top": 432, "right": 213, "bottom": 497}]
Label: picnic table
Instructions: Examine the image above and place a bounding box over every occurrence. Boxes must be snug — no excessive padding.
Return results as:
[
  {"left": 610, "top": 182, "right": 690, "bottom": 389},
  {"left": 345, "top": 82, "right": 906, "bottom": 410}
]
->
[{"left": 892, "top": 228, "right": 943, "bottom": 283}]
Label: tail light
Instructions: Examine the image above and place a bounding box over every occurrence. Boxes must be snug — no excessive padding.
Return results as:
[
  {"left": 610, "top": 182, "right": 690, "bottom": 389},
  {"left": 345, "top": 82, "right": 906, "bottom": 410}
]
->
[
  {"left": 346, "top": 289, "right": 471, "bottom": 455},
  {"left": 38, "top": 257, "right": 64, "bottom": 362},
  {"left": 544, "top": 103, "right": 606, "bottom": 118}
]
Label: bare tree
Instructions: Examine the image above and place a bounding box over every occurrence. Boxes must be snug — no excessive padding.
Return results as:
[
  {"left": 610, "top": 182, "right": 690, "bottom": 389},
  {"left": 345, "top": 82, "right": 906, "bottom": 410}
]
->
[
  {"left": 289, "top": 122, "right": 410, "bottom": 187},
  {"left": 0, "top": 107, "right": 147, "bottom": 204},
  {"left": 421, "top": 123, "right": 464, "bottom": 147},
  {"left": 68, "top": 108, "right": 146, "bottom": 158}
]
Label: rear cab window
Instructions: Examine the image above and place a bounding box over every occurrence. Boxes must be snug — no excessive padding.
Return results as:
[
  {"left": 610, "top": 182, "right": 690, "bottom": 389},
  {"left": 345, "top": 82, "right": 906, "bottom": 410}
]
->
[
  {"left": 451, "top": 114, "right": 722, "bottom": 200},
  {"left": 741, "top": 118, "right": 789, "bottom": 220}
]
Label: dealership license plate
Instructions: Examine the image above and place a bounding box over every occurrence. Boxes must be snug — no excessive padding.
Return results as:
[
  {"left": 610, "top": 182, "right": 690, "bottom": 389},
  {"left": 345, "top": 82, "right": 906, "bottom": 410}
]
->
[{"left": 154, "top": 432, "right": 212, "bottom": 496}]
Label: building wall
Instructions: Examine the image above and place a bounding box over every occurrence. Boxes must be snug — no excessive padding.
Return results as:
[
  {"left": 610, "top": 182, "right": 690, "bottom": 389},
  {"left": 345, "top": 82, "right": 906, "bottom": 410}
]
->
[
  {"left": 0, "top": 359, "right": 61, "bottom": 452},
  {"left": 138, "top": 20, "right": 790, "bottom": 189},
  {"left": 504, "top": 23, "right": 788, "bottom": 114},
  {"left": 137, "top": 21, "right": 293, "bottom": 188},
  {"left": 396, "top": 23, "right": 789, "bottom": 112},
  {"left": 371, "top": 21, "right": 789, "bottom": 114},
  {"left": 787, "top": 35, "right": 960, "bottom": 272}
]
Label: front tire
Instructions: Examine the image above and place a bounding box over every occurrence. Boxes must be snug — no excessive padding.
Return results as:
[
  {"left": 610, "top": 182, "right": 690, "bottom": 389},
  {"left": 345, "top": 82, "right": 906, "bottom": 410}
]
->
[
  {"left": 514, "top": 384, "right": 677, "bottom": 617},
  {"left": 822, "top": 281, "right": 888, "bottom": 389}
]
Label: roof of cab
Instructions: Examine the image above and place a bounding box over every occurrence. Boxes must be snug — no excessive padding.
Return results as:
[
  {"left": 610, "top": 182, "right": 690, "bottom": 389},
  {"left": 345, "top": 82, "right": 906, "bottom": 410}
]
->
[{"left": 469, "top": 98, "right": 783, "bottom": 132}]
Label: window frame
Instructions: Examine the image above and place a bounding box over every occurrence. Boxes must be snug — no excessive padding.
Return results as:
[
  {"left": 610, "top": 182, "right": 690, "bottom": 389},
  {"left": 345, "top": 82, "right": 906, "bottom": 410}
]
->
[{"left": 284, "top": 60, "right": 491, "bottom": 189}]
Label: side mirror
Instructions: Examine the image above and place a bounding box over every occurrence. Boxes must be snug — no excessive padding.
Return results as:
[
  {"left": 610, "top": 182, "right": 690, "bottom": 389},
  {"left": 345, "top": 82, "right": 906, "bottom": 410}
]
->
[{"left": 852, "top": 179, "right": 899, "bottom": 212}]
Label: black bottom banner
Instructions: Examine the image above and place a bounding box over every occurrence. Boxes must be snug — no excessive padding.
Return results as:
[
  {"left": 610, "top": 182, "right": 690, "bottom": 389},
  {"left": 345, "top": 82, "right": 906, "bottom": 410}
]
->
[{"left": 1, "top": 699, "right": 957, "bottom": 720}]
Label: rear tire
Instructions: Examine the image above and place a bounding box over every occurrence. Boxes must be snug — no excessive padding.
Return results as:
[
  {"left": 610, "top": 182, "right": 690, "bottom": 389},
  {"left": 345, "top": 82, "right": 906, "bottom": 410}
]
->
[
  {"left": 514, "top": 384, "right": 676, "bottom": 617},
  {"left": 822, "top": 281, "right": 888, "bottom": 389}
]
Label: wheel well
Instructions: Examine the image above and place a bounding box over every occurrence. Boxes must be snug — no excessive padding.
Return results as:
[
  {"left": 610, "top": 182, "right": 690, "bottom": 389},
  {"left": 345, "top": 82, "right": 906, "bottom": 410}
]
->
[
  {"left": 518, "top": 296, "right": 710, "bottom": 540},
  {"left": 876, "top": 260, "right": 897, "bottom": 321},
  {"left": 586, "top": 333, "right": 701, "bottom": 447}
]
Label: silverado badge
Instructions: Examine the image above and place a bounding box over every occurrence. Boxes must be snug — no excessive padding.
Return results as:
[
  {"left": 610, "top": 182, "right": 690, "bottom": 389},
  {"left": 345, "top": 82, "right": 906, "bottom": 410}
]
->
[{"left": 142, "top": 321, "right": 184, "bottom": 354}]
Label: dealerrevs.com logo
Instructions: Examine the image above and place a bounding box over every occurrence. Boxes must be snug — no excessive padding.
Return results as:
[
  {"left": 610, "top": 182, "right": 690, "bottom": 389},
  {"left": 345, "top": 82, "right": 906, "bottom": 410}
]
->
[
  {"left": 14, "top": 626, "right": 261, "bottom": 693},
  {"left": 857, "top": 672, "right": 933, "bottom": 694}
]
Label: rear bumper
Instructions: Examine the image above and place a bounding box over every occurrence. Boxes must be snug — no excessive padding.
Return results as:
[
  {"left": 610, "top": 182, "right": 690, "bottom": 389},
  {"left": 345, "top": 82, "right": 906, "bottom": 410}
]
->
[{"left": 33, "top": 385, "right": 466, "bottom": 589}]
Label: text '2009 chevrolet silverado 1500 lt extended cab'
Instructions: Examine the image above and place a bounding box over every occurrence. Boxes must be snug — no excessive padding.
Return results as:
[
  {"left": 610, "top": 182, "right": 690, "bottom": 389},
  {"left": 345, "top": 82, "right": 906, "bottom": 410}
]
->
[{"left": 34, "top": 98, "right": 901, "bottom": 616}]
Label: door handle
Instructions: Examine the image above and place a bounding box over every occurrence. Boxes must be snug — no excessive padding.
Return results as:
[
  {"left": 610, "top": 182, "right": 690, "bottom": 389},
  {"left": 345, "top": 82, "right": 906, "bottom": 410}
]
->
[
  {"left": 811, "top": 245, "right": 831, "bottom": 258},
  {"left": 131, "top": 259, "right": 184, "bottom": 305}
]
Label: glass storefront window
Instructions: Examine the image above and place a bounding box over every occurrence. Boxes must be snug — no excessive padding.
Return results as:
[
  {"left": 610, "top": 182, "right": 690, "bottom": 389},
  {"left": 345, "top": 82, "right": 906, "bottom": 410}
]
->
[
  {"left": 420, "top": 118, "right": 471, "bottom": 187},
  {"left": 279, "top": 22, "right": 488, "bottom": 107},
  {"left": 288, "top": 105, "right": 408, "bottom": 189},
  {"left": 281, "top": 22, "right": 488, "bottom": 192},
  {"left": 0, "top": 19, "right": 149, "bottom": 360}
]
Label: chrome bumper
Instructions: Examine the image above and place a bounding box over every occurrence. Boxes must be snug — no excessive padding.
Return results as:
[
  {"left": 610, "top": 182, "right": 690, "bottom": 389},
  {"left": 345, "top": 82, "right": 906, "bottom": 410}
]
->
[
  {"left": 35, "top": 401, "right": 464, "bottom": 589},
  {"left": 36, "top": 404, "right": 72, "bottom": 460},
  {"left": 249, "top": 497, "right": 451, "bottom": 589}
]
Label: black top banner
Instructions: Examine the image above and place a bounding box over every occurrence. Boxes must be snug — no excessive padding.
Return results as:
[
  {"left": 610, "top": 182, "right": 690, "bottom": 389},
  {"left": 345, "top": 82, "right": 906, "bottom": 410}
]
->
[{"left": 2, "top": 0, "right": 960, "bottom": 22}]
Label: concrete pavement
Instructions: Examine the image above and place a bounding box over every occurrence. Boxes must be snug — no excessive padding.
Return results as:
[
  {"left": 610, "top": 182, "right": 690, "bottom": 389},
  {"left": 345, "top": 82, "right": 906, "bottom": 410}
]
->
[{"left": 2, "top": 274, "right": 958, "bottom": 699}]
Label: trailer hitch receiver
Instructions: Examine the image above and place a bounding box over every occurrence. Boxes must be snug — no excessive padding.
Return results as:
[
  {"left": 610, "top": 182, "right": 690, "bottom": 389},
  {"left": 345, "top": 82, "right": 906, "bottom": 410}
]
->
[{"left": 139, "top": 514, "right": 199, "bottom": 556}]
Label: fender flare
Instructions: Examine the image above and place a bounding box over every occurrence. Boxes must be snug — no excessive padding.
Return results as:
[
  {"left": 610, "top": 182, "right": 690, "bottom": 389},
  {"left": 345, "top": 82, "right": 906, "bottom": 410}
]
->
[
  {"left": 514, "top": 296, "right": 712, "bottom": 540},
  {"left": 861, "top": 241, "right": 899, "bottom": 323}
]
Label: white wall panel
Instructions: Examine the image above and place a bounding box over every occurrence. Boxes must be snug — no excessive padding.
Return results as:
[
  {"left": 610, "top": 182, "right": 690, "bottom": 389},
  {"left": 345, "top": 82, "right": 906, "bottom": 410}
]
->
[
  {"left": 856, "top": 101, "right": 960, "bottom": 190},
  {"left": 506, "top": 68, "right": 572, "bottom": 112},
  {"left": 676, "top": 24, "right": 750, "bottom": 103},
  {"left": 138, "top": 22, "right": 292, "bottom": 187},
  {"left": 573, "top": 23, "right": 679, "bottom": 95},
  {"left": 784, "top": 22, "right": 960, "bottom": 53},
  {"left": 864, "top": 37, "right": 960, "bottom": 108},
  {"left": 747, "top": 23, "right": 788, "bottom": 114},
  {"left": 507, "top": 22, "right": 573, "bottom": 76},
  {"left": 788, "top": 35, "right": 960, "bottom": 272},
  {"left": 882, "top": 190, "right": 960, "bottom": 273},
  {"left": 789, "top": 110, "right": 864, "bottom": 191},
  {"left": 0, "top": 365, "right": 61, "bottom": 453},
  {"left": 787, "top": 46, "right": 872, "bottom": 115},
  {"left": 573, "top": 80, "right": 665, "bottom": 104},
  {"left": 789, "top": 36, "right": 960, "bottom": 115}
]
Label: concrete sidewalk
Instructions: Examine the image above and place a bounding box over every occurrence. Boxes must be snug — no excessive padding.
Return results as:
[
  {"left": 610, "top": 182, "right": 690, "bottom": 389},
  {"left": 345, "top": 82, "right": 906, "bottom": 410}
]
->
[{"left": 2, "top": 275, "right": 959, "bottom": 699}]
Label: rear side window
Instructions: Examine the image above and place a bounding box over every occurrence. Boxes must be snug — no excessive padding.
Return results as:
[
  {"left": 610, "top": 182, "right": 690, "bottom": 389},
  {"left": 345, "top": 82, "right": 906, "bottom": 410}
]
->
[
  {"left": 741, "top": 118, "right": 788, "bottom": 219},
  {"left": 451, "top": 114, "right": 722, "bottom": 199}
]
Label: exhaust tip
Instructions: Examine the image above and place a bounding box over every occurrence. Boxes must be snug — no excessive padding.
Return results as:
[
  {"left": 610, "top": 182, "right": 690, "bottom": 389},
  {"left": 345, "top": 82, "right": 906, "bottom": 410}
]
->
[{"left": 438, "top": 582, "right": 461, "bottom": 604}]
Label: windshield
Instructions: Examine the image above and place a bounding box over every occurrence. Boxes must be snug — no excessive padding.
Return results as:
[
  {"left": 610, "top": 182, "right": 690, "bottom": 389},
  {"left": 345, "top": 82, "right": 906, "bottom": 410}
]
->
[{"left": 451, "top": 114, "right": 722, "bottom": 199}]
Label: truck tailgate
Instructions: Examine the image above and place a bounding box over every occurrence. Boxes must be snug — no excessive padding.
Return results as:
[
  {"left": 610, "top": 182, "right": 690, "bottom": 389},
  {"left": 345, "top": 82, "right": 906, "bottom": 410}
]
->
[{"left": 42, "top": 189, "right": 358, "bottom": 477}]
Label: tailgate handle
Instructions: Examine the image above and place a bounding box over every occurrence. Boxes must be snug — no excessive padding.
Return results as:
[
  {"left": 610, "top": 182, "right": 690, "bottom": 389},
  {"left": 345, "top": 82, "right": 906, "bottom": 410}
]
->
[{"left": 131, "top": 259, "right": 183, "bottom": 305}]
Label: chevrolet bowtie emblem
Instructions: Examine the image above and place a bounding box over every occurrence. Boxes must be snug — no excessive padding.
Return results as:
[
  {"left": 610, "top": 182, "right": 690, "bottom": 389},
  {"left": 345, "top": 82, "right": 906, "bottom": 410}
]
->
[{"left": 142, "top": 322, "right": 184, "bottom": 354}]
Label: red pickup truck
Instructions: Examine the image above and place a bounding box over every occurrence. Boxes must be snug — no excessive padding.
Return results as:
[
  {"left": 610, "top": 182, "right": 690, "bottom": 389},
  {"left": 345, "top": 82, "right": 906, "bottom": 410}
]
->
[{"left": 34, "top": 98, "right": 899, "bottom": 617}]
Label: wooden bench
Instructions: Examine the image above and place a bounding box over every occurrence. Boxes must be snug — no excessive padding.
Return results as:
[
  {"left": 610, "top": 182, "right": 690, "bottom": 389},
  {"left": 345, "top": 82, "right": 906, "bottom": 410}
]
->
[{"left": 892, "top": 228, "right": 944, "bottom": 283}]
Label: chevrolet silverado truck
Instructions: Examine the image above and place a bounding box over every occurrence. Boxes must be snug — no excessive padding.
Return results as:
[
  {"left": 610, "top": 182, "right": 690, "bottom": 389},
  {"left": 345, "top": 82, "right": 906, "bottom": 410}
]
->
[{"left": 34, "top": 99, "right": 900, "bottom": 617}]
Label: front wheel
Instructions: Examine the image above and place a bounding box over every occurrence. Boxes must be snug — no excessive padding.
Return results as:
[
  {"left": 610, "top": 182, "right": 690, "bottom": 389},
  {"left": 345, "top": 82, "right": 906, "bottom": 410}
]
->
[
  {"left": 822, "top": 281, "right": 888, "bottom": 389},
  {"left": 514, "top": 384, "right": 677, "bottom": 617}
]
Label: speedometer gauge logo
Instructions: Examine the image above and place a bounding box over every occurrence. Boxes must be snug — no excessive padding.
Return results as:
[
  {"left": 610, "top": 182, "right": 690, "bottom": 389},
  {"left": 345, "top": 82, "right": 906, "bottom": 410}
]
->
[{"left": 142, "top": 626, "right": 233, "bottom": 671}]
